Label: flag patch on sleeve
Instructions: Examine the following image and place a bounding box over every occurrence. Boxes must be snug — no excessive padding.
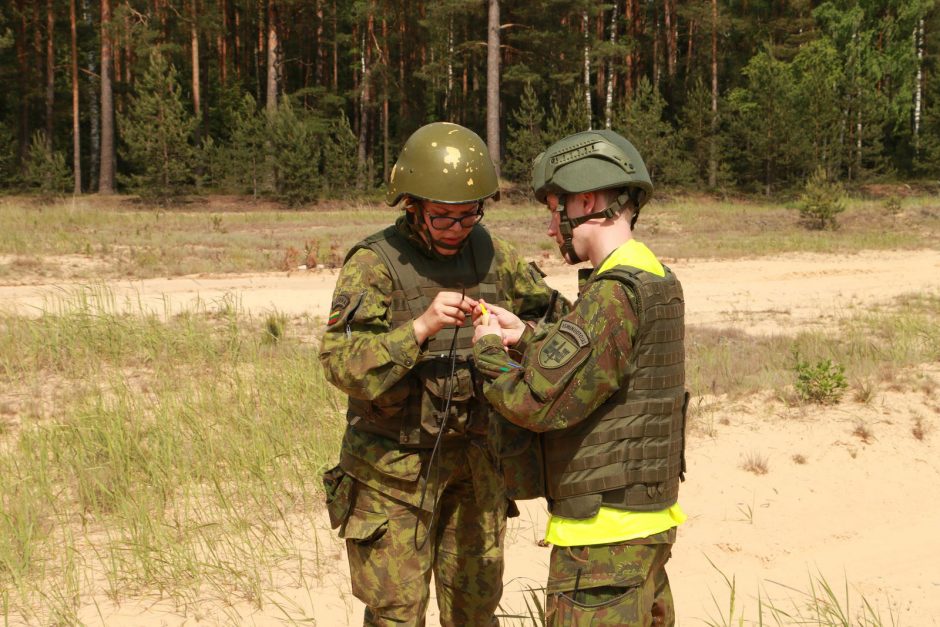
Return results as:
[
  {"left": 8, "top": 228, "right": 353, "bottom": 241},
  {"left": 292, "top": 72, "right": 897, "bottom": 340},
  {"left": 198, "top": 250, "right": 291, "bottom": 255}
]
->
[{"left": 327, "top": 294, "right": 351, "bottom": 326}]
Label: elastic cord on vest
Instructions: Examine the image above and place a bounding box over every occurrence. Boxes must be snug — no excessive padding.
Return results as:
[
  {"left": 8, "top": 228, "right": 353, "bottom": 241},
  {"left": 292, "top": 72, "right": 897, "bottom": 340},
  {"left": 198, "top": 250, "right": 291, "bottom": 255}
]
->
[{"left": 413, "top": 285, "right": 465, "bottom": 552}]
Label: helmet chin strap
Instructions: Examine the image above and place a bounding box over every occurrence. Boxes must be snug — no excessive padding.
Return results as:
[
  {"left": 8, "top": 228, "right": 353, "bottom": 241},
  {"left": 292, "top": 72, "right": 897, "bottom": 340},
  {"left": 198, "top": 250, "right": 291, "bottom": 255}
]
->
[{"left": 556, "top": 191, "right": 632, "bottom": 264}]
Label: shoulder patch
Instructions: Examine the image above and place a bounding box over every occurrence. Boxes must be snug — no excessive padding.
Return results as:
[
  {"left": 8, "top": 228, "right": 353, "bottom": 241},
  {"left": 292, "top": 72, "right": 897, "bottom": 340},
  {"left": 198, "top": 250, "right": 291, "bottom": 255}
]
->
[
  {"left": 327, "top": 293, "right": 351, "bottom": 326},
  {"left": 538, "top": 331, "right": 580, "bottom": 369},
  {"left": 559, "top": 320, "right": 589, "bottom": 348}
]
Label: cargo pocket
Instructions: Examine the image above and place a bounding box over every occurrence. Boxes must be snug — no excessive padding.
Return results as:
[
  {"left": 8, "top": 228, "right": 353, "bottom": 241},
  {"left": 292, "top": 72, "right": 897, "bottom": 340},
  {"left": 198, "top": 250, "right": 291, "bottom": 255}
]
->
[
  {"left": 341, "top": 508, "right": 389, "bottom": 545},
  {"left": 322, "top": 465, "right": 354, "bottom": 530},
  {"left": 420, "top": 361, "right": 474, "bottom": 435},
  {"left": 548, "top": 586, "right": 640, "bottom": 626}
]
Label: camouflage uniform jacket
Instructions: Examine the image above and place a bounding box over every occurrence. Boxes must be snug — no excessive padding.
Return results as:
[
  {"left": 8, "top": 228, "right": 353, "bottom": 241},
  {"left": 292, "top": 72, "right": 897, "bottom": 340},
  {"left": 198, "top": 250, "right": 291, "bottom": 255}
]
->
[
  {"left": 319, "top": 218, "right": 563, "bottom": 506},
  {"left": 473, "top": 250, "right": 687, "bottom": 518}
]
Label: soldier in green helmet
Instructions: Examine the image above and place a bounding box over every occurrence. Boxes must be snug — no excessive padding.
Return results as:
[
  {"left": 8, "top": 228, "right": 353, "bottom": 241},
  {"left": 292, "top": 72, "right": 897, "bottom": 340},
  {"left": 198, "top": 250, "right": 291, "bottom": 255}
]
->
[
  {"left": 471, "top": 129, "right": 689, "bottom": 626},
  {"left": 319, "top": 122, "right": 567, "bottom": 626}
]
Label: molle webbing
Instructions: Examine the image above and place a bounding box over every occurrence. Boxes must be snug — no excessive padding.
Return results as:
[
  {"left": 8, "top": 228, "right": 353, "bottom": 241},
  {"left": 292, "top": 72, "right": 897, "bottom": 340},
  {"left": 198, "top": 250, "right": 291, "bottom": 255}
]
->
[
  {"left": 344, "top": 225, "right": 502, "bottom": 447},
  {"left": 367, "top": 226, "right": 500, "bottom": 355},
  {"left": 545, "top": 266, "right": 687, "bottom": 518}
]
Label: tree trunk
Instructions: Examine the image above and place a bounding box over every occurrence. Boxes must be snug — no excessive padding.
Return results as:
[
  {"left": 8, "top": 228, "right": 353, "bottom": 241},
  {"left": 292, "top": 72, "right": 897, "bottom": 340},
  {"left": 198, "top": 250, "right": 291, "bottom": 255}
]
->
[
  {"left": 382, "top": 16, "right": 389, "bottom": 183},
  {"left": 653, "top": 6, "right": 661, "bottom": 88},
  {"left": 486, "top": 0, "right": 500, "bottom": 175},
  {"left": 70, "top": 0, "right": 82, "bottom": 193},
  {"left": 913, "top": 18, "right": 924, "bottom": 148},
  {"left": 234, "top": 3, "right": 241, "bottom": 81},
  {"left": 99, "top": 0, "right": 116, "bottom": 194},
  {"left": 332, "top": 0, "right": 339, "bottom": 91},
  {"left": 219, "top": 0, "right": 228, "bottom": 86},
  {"left": 358, "top": 12, "right": 373, "bottom": 188},
  {"left": 604, "top": 1, "right": 618, "bottom": 129},
  {"left": 445, "top": 17, "right": 453, "bottom": 114},
  {"left": 190, "top": 0, "right": 201, "bottom": 128},
  {"left": 82, "top": 0, "right": 99, "bottom": 187},
  {"left": 265, "top": 0, "right": 278, "bottom": 113},
  {"left": 583, "top": 10, "right": 592, "bottom": 130},
  {"left": 625, "top": 0, "right": 634, "bottom": 99},
  {"left": 708, "top": 0, "right": 718, "bottom": 188},
  {"left": 315, "top": 0, "right": 324, "bottom": 85},
  {"left": 46, "top": 0, "right": 55, "bottom": 147},
  {"left": 664, "top": 0, "right": 677, "bottom": 79},
  {"left": 15, "top": 0, "right": 30, "bottom": 163}
]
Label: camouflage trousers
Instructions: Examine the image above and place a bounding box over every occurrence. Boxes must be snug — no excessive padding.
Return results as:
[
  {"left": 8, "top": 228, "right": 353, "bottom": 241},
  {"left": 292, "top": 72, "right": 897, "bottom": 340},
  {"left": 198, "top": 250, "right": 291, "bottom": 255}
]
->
[
  {"left": 337, "top": 443, "right": 507, "bottom": 627},
  {"left": 544, "top": 539, "right": 675, "bottom": 627}
]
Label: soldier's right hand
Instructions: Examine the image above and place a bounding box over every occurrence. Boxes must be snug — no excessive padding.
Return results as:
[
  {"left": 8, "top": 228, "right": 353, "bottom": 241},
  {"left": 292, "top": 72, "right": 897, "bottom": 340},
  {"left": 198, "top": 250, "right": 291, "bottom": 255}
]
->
[
  {"left": 413, "top": 291, "right": 477, "bottom": 344},
  {"left": 473, "top": 301, "right": 525, "bottom": 346}
]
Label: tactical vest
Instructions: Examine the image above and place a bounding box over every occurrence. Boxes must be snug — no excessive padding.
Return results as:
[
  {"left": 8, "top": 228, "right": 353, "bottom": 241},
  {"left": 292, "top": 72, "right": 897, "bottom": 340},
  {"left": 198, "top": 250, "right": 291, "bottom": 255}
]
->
[
  {"left": 344, "top": 225, "right": 510, "bottom": 448},
  {"left": 544, "top": 266, "right": 688, "bottom": 519}
]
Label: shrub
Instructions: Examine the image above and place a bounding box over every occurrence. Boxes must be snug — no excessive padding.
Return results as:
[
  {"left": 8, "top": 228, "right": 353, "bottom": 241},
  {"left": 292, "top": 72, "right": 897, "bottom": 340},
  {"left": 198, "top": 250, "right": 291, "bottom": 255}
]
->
[
  {"left": 794, "top": 353, "right": 848, "bottom": 404},
  {"left": 797, "top": 167, "right": 846, "bottom": 230},
  {"left": 23, "top": 131, "right": 71, "bottom": 196}
]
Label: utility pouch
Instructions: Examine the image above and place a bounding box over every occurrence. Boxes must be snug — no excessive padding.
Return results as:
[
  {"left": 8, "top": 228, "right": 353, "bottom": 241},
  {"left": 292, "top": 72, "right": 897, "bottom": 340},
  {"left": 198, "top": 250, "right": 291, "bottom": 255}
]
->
[
  {"left": 490, "top": 414, "right": 545, "bottom": 501},
  {"left": 322, "top": 465, "right": 355, "bottom": 530},
  {"left": 419, "top": 359, "right": 473, "bottom": 436}
]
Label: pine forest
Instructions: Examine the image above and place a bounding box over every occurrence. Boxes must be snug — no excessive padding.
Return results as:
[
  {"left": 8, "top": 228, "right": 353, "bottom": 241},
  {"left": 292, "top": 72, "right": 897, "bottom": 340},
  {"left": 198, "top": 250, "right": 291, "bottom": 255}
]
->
[{"left": 2, "top": 0, "right": 939, "bottom": 203}]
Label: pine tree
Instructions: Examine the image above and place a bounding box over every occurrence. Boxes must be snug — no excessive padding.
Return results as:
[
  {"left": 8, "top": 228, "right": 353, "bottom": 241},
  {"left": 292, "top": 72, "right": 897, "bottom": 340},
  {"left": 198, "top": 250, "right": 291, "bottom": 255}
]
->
[
  {"left": 322, "top": 110, "right": 359, "bottom": 197},
  {"left": 119, "top": 50, "right": 199, "bottom": 201},
  {"left": 614, "top": 77, "right": 692, "bottom": 185},
  {"left": 726, "top": 50, "right": 802, "bottom": 194},
  {"left": 209, "top": 93, "right": 267, "bottom": 197},
  {"left": 268, "top": 98, "right": 324, "bottom": 206},
  {"left": 502, "top": 82, "right": 544, "bottom": 184},
  {"left": 545, "top": 86, "right": 590, "bottom": 144},
  {"left": 23, "top": 130, "right": 70, "bottom": 195}
]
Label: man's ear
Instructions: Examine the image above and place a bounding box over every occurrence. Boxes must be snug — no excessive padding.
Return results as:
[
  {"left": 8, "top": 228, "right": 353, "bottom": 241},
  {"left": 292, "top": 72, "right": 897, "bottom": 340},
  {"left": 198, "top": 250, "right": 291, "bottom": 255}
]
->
[
  {"left": 404, "top": 196, "right": 418, "bottom": 215},
  {"left": 581, "top": 191, "right": 597, "bottom": 212}
]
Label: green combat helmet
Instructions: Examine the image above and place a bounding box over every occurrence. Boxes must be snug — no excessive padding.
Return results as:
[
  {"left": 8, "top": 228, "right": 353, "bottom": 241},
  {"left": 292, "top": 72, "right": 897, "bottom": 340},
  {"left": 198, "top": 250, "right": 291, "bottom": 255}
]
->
[
  {"left": 532, "top": 130, "right": 652, "bottom": 263},
  {"left": 386, "top": 122, "right": 499, "bottom": 206}
]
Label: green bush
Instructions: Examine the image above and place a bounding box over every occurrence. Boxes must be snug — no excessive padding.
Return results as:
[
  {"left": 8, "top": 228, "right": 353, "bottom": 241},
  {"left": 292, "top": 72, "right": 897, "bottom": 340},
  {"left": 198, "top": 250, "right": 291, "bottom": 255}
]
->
[
  {"left": 797, "top": 167, "right": 846, "bottom": 230},
  {"left": 794, "top": 354, "right": 847, "bottom": 404},
  {"left": 23, "top": 131, "right": 71, "bottom": 196}
]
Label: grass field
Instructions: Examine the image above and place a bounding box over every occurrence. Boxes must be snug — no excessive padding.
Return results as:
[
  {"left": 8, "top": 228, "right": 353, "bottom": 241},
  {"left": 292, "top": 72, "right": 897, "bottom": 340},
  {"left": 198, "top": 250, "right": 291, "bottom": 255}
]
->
[
  {"left": 1, "top": 192, "right": 938, "bottom": 624},
  {"left": 1, "top": 192, "right": 938, "bottom": 280}
]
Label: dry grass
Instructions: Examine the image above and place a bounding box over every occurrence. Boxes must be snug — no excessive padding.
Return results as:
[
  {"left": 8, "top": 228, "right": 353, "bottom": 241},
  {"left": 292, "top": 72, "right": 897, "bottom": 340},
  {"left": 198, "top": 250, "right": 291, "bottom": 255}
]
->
[
  {"left": 852, "top": 420, "right": 874, "bottom": 444},
  {"left": 741, "top": 451, "right": 769, "bottom": 475},
  {"left": 792, "top": 453, "right": 807, "bottom": 465}
]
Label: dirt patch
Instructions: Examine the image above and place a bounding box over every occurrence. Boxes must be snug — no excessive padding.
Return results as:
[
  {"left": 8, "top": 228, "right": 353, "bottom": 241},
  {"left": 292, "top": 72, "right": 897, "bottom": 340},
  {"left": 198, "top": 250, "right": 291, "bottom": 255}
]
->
[{"left": 3, "top": 248, "right": 940, "bottom": 624}]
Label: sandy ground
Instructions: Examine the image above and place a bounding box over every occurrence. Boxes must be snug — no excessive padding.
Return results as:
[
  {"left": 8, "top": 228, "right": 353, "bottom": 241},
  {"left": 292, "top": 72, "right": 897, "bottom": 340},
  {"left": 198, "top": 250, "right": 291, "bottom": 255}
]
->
[{"left": 4, "top": 248, "right": 940, "bottom": 625}]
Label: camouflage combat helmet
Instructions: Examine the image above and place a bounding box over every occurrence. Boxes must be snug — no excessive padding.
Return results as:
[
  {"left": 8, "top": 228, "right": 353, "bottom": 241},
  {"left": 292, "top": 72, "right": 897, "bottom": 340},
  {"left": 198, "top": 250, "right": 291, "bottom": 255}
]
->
[
  {"left": 386, "top": 122, "right": 499, "bottom": 206},
  {"left": 532, "top": 130, "right": 653, "bottom": 263},
  {"left": 532, "top": 129, "right": 652, "bottom": 209}
]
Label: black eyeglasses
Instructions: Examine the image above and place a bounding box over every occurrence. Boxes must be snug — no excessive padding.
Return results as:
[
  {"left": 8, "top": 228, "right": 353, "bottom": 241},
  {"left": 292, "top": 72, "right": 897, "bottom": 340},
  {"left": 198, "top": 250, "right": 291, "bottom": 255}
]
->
[{"left": 428, "top": 210, "right": 484, "bottom": 230}]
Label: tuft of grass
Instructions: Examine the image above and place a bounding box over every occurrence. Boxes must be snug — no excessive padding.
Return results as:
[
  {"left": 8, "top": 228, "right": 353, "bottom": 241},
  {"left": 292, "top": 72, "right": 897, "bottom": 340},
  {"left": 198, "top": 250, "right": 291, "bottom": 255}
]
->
[
  {"left": 852, "top": 378, "right": 876, "bottom": 404},
  {"left": 704, "top": 561, "right": 901, "bottom": 627},
  {"left": 741, "top": 451, "right": 769, "bottom": 475},
  {"left": 263, "top": 312, "right": 288, "bottom": 343},
  {"left": 852, "top": 420, "right": 874, "bottom": 444},
  {"left": 912, "top": 416, "right": 927, "bottom": 441},
  {"left": 792, "top": 453, "right": 807, "bottom": 465}
]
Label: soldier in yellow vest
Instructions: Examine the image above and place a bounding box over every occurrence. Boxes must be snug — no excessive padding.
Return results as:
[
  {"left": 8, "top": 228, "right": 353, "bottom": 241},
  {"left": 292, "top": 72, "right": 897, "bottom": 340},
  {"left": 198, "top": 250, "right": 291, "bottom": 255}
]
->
[
  {"left": 472, "top": 130, "right": 688, "bottom": 626},
  {"left": 319, "top": 122, "right": 566, "bottom": 626}
]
